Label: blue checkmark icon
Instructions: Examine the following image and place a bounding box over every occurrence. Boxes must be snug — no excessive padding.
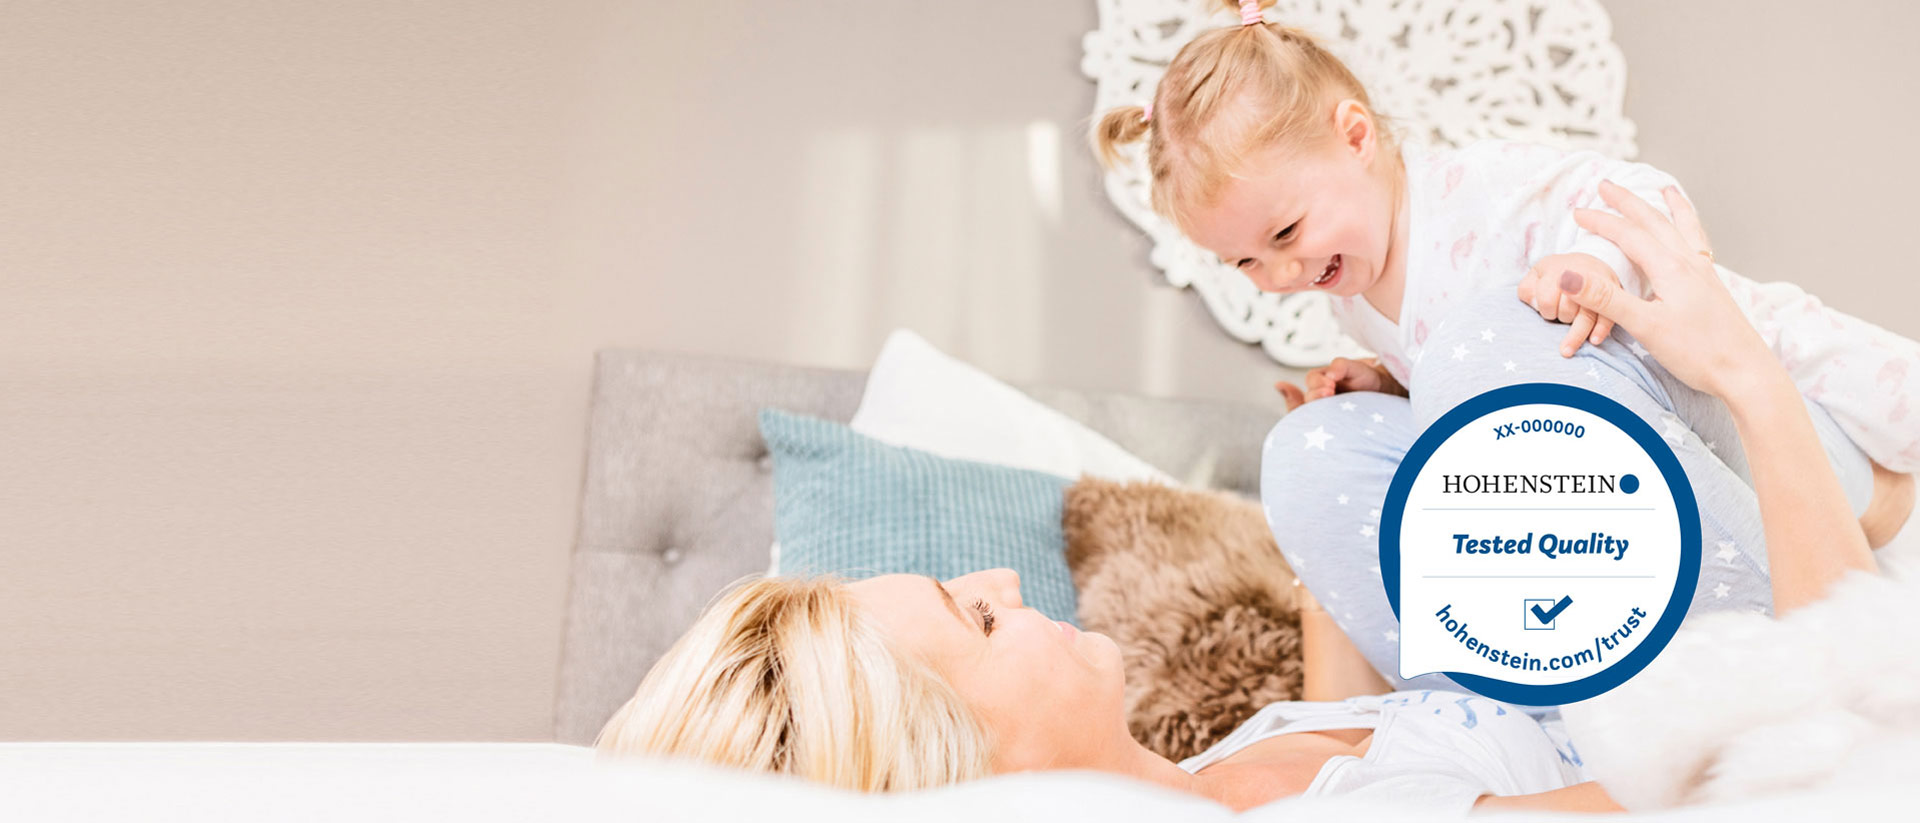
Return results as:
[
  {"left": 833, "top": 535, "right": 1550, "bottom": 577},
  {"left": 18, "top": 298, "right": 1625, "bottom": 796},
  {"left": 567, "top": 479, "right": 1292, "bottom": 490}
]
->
[{"left": 1531, "top": 596, "right": 1573, "bottom": 625}]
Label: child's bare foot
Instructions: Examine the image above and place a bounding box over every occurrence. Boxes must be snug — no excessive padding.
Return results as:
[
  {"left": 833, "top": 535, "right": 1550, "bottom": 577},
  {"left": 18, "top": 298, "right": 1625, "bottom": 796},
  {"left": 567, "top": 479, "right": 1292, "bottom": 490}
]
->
[{"left": 1861, "top": 459, "right": 1914, "bottom": 549}]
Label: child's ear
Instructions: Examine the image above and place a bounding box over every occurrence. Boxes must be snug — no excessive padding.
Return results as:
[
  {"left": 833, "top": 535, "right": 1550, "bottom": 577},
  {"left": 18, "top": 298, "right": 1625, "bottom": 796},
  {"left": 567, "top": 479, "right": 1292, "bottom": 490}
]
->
[{"left": 1333, "top": 98, "right": 1374, "bottom": 164}]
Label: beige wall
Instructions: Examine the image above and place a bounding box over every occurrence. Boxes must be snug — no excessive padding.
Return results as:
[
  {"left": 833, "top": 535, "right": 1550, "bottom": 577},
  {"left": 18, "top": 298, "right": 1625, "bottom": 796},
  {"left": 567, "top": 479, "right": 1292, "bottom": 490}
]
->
[{"left": 2, "top": 1, "right": 1914, "bottom": 740}]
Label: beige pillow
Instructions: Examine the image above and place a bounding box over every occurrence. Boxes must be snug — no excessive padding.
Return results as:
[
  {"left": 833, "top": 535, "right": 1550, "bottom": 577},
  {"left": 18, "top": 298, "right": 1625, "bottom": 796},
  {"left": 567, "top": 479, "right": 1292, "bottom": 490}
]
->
[{"left": 1063, "top": 477, "right": 1305, "bottom": 763}]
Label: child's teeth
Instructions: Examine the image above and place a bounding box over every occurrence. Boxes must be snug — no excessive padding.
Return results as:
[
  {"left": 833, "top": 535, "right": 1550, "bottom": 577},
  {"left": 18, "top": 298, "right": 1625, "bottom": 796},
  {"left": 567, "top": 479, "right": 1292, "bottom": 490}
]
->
[{"left": 1315, "top": 255, "right": 1340, "bottom": 284}]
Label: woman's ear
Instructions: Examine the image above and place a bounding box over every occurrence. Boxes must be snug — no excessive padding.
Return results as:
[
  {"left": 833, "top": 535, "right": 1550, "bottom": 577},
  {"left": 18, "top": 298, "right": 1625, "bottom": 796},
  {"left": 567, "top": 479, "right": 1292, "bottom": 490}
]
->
[{"left": 1333, "top": 98, "right": 1375, "bottom": 165}]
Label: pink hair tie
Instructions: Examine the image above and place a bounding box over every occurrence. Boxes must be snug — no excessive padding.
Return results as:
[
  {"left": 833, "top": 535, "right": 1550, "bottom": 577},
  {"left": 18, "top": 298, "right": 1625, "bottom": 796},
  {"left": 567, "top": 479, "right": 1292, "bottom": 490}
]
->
[
  {"left": 1240, "top": 0, "right": 1263, "bottom": 26},
  {"left": 1141, "top": 101, "right": 1153, "bottom": 123}
]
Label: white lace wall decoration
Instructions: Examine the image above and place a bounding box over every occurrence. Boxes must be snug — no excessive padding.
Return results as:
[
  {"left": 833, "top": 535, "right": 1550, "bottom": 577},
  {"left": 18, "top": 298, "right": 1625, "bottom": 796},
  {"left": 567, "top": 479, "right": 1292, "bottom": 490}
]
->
[{"left": 1082, "top": 0, "right": 1638, "bottom": 367}]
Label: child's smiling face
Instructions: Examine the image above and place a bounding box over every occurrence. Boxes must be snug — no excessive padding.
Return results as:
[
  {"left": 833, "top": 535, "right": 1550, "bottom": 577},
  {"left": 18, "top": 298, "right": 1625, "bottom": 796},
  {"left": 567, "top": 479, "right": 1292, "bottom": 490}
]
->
[{"left": 1181, "top": 100, "right": 1402, "bottom": 301}]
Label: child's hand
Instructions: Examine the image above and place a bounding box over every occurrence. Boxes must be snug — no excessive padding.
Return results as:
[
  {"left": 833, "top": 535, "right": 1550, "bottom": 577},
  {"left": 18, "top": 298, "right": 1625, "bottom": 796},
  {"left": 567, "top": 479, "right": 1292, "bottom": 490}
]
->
[
  {"left": 1275, "top": 357, "right": 1403, "bottom": 411},
  {"left": 1518, "top": 253, "right": 1619, "bottom": 357}
]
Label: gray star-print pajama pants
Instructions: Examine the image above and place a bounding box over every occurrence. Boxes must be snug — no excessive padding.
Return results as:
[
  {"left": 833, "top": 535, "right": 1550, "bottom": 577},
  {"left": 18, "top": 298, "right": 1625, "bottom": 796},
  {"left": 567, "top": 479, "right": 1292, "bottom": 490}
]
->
[{"left": 1263, "top": 289, "right": 1877, "bottom": 721}]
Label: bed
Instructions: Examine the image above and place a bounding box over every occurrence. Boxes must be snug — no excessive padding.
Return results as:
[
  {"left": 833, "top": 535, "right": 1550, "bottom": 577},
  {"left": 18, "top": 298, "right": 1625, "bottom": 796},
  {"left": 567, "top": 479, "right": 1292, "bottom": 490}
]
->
[{"left": 9, "top": 347, "right": 1910, "bottom": 820}]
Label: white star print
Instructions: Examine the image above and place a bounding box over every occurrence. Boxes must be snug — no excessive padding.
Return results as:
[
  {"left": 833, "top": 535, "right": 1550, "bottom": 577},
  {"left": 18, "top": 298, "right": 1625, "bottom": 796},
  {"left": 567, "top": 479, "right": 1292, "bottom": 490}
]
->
[
  {"left": 1480, "top": 328, "right": 1497, "bottom": 343},
  {"left": 1328, "top": 591, "right": 1341, "bottom": 599},
  {"left": 1303, "top": 426, "right": 1334, "bottom": 450},
  {"left": 1364, "top": 429, "right": 1376, "bottom": 437},
  {"left": 1337, "top": 494, "right": 1350, "bottom": 505},
  {"left": 1715, "top": 541, "right": 1739, "bottom": 563},
  {"left": 1661, "top": 415, "right": 1689, "bottom": 445},
  {"left": 1384, "top": 629, "right": 1399, "bottom": 643},
  {"left": 1629, "top": 341, "right": 1650, "bottom": 359},
  {"left": 1452, "top": 343, "right": 1470, "bottom": 361},
  {"left": 1371, "top": 412, "right": 1385, "bottom": 423},
  {"left": 1712, "top": 582, "right": 1731, "bottom": 599},
  {"left": 1369, "top": 508, "right": 1381, "bottom": 521},
  {"left": 1503, "top": 360, "right": 1517, "bottom": 372},
  {"left": 1585, "top": 365, "right": 1600, "bottom": 379},
  {"left": 1360, "top": 525, "right": 1376, "bottom": 537},
  {"left": 1369, "top": 564, "right": 1380, "bottom": 575},
  {"left": 1341, "top": 401, "right": 1357, "bottom": 411},
  {"left": 1706, "top": 440, "right": 1718, "bottom": 452}
]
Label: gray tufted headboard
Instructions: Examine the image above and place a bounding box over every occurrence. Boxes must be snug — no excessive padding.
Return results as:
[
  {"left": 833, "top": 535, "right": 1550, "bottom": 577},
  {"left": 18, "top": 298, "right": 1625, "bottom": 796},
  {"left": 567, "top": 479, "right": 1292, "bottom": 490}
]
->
[{"left": 552, "top": 348, "right": 1287, "bottom": 744}]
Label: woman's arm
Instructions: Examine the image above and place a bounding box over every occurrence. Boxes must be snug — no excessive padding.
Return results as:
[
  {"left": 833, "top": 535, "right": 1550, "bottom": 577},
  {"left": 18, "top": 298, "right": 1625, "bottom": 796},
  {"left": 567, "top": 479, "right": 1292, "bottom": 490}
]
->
[
  {"left": 1474, "top": 781, "right": 1625, "bottom": 814},
  {"left": 1299, "top": 587, "right": 1392, "bottom": 700},
  {"left": 1718, "top": 370, "right": 1877, "bottom": 613},
  {"left": 1558, "top": 181, "right": 1878, "bottom": 615}
]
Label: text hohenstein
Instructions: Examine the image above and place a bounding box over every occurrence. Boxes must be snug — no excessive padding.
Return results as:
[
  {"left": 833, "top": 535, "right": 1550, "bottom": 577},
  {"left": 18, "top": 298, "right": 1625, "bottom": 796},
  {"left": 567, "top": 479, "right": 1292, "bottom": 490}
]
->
[{"left": 1440, "top": 474, "right": 1617, "bottom": 494}]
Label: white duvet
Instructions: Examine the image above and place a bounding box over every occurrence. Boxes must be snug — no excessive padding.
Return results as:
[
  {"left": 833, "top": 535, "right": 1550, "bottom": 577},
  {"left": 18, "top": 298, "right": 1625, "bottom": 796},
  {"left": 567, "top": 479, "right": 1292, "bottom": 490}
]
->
[
  {"left": 1, "top": 741, "right": 1905, "bottom": 821},
  {"left": 1559, "top": 531, "right": 1920, "bottom": 812}
]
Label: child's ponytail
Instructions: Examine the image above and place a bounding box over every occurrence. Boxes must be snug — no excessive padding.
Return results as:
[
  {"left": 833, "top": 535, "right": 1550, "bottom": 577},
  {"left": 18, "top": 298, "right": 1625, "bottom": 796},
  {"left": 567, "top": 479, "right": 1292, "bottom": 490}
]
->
[{"left": 1091, "top": 105, "right": 1152, "bottom": 173}]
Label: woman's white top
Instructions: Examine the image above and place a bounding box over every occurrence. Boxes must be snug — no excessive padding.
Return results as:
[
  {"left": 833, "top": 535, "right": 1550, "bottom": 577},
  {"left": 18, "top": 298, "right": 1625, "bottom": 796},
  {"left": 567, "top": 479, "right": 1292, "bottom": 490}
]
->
[{"left": 1176, "top": 689, "right": 1588, "bottom": 816}]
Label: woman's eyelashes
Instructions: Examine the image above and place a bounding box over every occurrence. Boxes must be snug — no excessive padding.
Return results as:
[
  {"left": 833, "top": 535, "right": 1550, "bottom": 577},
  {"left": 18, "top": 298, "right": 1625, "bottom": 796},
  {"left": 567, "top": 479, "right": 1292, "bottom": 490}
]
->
[{"left": 970, "top": 598, "right": 997, "bottom": 637}]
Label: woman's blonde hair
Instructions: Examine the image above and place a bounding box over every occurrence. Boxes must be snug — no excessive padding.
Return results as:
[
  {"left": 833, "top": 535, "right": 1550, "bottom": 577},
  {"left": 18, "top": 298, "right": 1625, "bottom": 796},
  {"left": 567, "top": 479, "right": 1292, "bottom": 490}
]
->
[
  {"left": 593, "top": 575, "right": 995, "bottom": 791},
  {"left": 1090, "top": 0, "right": 1400, "bottom": 233}
]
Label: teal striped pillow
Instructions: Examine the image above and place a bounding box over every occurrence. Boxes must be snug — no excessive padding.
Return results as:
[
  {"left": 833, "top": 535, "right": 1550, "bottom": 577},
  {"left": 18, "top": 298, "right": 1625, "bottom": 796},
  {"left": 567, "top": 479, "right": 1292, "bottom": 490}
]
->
[{"left": 758, "top": 408, "right": 1079, "bottom": 624}]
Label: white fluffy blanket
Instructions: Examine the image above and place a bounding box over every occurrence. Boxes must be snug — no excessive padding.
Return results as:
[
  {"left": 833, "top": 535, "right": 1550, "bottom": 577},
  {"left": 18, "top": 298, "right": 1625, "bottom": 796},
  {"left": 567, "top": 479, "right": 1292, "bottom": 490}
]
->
[{"left": 1559, "top": 530, "right": 1920, "bottom": 811}]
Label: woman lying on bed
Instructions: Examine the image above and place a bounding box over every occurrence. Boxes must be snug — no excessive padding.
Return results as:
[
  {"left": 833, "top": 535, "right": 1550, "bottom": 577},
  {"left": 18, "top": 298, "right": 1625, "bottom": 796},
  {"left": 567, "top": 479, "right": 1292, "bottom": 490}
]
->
[{"left": 595, "top": 186, "right": 1891, "bottom": 815}]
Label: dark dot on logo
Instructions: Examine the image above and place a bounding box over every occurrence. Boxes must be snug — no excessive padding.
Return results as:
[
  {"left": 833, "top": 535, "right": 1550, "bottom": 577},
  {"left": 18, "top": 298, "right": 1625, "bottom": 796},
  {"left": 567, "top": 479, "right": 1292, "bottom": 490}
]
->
[{"left": 1620, "top": 474, "right": 1640, "bottom": 494}]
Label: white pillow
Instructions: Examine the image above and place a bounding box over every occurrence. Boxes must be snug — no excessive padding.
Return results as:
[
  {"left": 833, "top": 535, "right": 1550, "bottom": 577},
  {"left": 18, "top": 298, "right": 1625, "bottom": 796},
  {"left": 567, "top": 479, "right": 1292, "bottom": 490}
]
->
[
  {"left": 769, "top": 329, "right": 1173, "bottom": 574},
  {"left": 849, "top": 329, "right": 1174, "bottom": 483}
]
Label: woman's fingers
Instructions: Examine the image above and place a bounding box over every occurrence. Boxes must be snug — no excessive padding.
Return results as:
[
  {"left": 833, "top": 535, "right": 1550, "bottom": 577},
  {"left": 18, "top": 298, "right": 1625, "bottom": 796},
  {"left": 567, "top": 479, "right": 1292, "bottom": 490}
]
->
[
  {"left": 1562, "top": 310, "right": 1596, "bottom": 357},
  {"left": 1661, "top": 186, "right": 1713, "bottom": 259},
  {"left": 1558, "top": 268, "right": 1653, "bottom": 332},
  {"left": 1573, "top": 207, "right": 1672, "bottom": 285},
  {"left": 1597, "top": 180, "right": 1690, "bottom": 253}
]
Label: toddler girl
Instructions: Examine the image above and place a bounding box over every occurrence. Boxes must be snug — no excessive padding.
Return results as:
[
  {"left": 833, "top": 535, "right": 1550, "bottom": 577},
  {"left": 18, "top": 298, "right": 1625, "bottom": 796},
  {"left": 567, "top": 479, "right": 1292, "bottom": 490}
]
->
[{"left": 1091, "top": 0, "right": 1920, "bottom": 474}]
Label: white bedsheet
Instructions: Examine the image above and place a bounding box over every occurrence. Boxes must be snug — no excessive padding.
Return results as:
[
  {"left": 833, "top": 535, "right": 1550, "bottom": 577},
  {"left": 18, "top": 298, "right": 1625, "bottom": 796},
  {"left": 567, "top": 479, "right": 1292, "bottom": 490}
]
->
[{"left": 1, "top": 741, "right": 1904, "bottom": 821}]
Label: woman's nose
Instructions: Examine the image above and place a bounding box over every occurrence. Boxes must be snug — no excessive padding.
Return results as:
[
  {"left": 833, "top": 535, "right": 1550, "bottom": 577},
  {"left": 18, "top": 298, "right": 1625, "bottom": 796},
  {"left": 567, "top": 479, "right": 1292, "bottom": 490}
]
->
[
  {"left": 989, "top": 568, "right": 1022, "bottom": 607},
  {"left": 951, "top": 568, "right": 1023, "bottom": 607}
]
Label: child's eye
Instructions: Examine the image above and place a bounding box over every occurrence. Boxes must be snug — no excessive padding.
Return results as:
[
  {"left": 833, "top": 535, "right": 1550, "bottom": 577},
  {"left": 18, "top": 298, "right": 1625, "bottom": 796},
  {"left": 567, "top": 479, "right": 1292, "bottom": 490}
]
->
[
  {"left": 1275, "top": 222, "right": 1298, "bottom": 242},
  {"left": 970, "top": 598, "right": 997, "bottom": 637}
]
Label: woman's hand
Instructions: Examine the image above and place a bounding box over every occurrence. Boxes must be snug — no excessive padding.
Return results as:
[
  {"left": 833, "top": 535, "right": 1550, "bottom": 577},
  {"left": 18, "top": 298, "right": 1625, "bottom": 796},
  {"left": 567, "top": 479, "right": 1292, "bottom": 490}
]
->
[
  {"left": 1557, "top": 181, "right": 1775, "bottom": 401},
  {"left": 1275, "top": 357, "right": 1405, "bottom": 412},
  {"left": 1562, "top": 180, "right": 1878, "bottom": 613}
]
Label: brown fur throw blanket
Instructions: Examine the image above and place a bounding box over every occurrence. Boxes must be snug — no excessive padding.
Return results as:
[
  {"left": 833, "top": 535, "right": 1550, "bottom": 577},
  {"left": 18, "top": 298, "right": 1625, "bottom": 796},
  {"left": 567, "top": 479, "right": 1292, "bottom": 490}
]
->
[{"left": 1063, "top": 477, "right": 1306, "bottom": 762}]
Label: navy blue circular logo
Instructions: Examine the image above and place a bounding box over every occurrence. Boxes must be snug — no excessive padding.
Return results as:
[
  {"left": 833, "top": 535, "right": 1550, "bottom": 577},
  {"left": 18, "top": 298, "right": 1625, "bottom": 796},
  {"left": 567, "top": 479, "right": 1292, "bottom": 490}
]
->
[{"left": 1381, "top": 383, "right": 1699, "bottom": 705}]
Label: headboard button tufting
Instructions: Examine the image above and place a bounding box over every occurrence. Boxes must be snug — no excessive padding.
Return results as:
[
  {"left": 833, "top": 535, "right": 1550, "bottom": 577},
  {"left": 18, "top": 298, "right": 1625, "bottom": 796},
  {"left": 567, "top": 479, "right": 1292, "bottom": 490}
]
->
[
  {"left": 661, "top": 547, "right": 683, "bottom": 564},
  {"left": 756, "top": 454, "right": 773, "bottom": 471}
]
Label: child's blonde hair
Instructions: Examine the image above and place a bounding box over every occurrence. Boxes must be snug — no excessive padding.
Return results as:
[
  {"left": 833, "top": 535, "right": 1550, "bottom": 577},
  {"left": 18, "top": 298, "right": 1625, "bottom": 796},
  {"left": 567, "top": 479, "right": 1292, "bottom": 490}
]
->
[
  {"left": 593, "top": 575, "right": 995, "bottom": 792},
  {"left": 1091, "top": 0, "right": 1400, "bottom": 234}
]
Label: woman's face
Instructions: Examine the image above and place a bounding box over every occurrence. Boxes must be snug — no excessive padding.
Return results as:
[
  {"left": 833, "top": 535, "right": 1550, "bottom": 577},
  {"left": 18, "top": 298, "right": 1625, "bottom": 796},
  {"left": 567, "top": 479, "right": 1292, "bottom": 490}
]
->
[{"left": 847, "top": 569, "right": 1128, "bottom": 772}]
